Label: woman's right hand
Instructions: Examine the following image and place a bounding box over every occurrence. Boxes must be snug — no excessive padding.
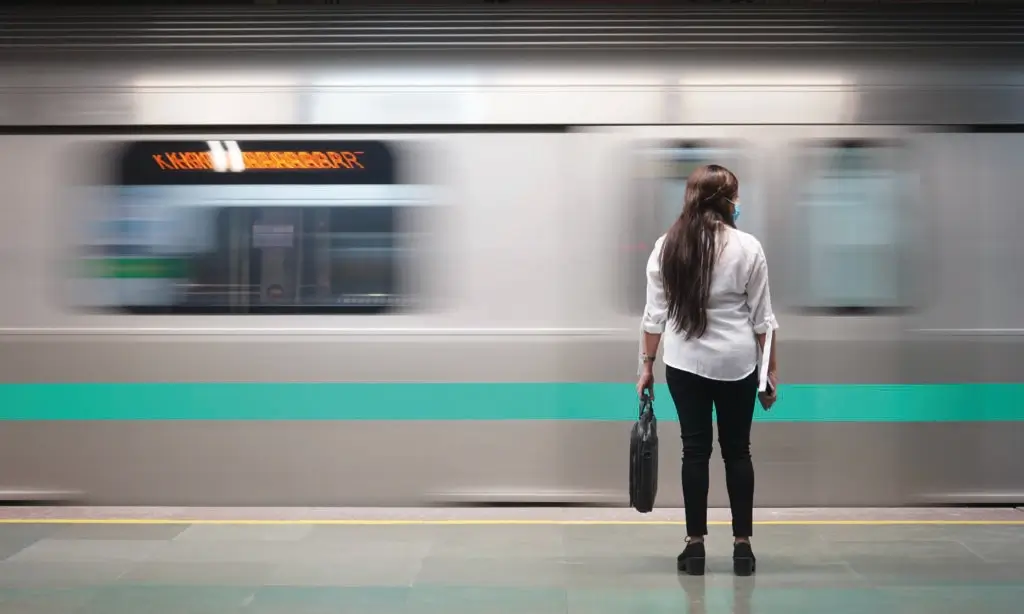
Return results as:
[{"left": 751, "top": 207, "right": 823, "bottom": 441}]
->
[{"left": 637, "top": 366, "right": 655, "bottom": 399}]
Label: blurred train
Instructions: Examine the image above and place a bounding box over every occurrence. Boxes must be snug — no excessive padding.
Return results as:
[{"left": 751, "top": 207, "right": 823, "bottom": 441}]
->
[{"left": 0, "top": 4, "right": 1023, "bottom": 506}]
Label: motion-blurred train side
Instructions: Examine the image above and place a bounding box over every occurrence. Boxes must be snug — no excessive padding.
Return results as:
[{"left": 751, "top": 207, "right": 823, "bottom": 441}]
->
[{"left": 0, "top": 6, "right": 1022, "bottom": 506}]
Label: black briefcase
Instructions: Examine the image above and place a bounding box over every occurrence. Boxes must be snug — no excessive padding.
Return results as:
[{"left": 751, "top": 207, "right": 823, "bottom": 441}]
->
[{"left": 629, "top": 392, "right": 659, "bottom": 513}]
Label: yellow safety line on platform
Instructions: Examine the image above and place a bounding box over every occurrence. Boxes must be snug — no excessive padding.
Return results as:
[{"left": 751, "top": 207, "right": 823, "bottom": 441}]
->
[{"left": 0, "top": 519, "right": 1022, "bottom": 526}]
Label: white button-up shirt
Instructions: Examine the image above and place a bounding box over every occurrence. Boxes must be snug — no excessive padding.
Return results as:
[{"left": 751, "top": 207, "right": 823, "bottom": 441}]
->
[{"left": 641, "top": 226, "right": 779, "bottom": 382}]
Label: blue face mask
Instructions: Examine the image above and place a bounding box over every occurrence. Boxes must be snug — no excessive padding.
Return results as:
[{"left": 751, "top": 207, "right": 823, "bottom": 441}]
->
[{"left": 728, "top": 199, "right": 741, "bottom": 223}]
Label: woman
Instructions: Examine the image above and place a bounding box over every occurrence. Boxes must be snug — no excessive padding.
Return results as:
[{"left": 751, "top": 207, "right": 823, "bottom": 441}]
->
[{"left": 636, "top": 164, "right": 778, "bottom": 577}]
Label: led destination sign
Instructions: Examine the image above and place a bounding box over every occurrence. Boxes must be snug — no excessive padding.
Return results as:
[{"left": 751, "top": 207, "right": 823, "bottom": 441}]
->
[
  {"left": 118, "top": 140, "right": 397, "bottom": 185},
  {"left": 153, "top": 149, "right": 366, "bottom": 172}
]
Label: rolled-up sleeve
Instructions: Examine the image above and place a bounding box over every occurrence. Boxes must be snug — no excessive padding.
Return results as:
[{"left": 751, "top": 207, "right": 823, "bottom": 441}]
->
[
  {"left": 641, "top": 238, "right": 669, "bottom": 334},
  {"left": 746, "top": 245, "right": 779, "bottom": 334}
]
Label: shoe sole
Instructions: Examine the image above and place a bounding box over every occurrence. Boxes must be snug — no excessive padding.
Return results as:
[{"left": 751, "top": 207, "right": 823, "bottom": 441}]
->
[
  {"left": 678, "top": 556, "right": 705, "bottom": 576},
  {"left": 733, "top": 557, "right": 755, "bottom": 576}
]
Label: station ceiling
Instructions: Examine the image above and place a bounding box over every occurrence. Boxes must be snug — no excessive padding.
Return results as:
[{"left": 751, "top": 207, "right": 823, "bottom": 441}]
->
[{"left": 10, "top": 0, "right": 1024, "bottom": 5}]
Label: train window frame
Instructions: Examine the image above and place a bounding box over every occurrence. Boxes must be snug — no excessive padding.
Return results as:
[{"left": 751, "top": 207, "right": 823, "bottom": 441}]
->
[
  {"left": 623, "top": 139, "right": 749, "bottom": 316},
  {"left": 781, "top": 137, "right": 919, "bottom": 316},
  {"left": 70, "top": 139, "right": 430, "bottom": 316}
]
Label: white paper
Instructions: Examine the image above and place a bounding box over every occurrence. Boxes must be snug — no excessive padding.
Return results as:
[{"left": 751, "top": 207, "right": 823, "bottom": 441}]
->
[
  {"left": 636, "top": 321, "right": 646, "bottom": 378},
  {"left": 758, "top": 328, "right": 774, "bottom": 393}
]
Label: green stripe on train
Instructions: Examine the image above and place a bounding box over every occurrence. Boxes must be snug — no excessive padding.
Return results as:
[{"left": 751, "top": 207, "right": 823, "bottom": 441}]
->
[
  {"left": 81, "top": 257, "right": 189, "bottom": 279},
  {"left": 0, "top": 383, "right": 1021, "bottom": 421}
]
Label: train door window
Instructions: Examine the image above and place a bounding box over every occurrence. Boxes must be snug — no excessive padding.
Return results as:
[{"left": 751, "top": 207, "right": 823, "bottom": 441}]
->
[
  {"left": 626, "top": 141, "right": 743, "bottom": 314},
  {"left": 72, "top": 140, "right": 429, "bottom": 314},
  {"left": 787, "top": 140, "right": 915, "bottom": 313}
]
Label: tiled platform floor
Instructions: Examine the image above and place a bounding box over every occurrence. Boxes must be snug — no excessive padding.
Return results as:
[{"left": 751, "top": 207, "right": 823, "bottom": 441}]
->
[{"left": 0, "top": 507, "right": 1021, "bottom": 614}]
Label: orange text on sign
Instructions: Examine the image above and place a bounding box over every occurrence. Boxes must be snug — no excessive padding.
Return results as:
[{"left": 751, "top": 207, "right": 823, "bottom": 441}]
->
[{"left": 152, "top": 150, "right": 366, "bottom": 171}]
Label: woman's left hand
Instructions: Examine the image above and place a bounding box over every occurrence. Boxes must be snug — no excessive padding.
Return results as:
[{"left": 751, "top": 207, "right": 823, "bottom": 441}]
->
[{"left": 758, "top": 371, "right": 778, "bottom": 410}]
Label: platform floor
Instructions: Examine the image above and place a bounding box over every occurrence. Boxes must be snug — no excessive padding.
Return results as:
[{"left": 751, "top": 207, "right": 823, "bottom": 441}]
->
[{"left": 0, "top": 507, "right": 1022, "bottom": 614}]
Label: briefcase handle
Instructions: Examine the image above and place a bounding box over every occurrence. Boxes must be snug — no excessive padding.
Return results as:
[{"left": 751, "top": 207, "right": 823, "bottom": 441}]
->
[{"left": 638, "top": 391, "right": 654, "bottom": 419}]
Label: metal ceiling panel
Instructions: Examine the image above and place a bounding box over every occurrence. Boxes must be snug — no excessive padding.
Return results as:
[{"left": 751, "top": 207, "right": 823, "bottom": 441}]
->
[{"left": 4, "top": 5, "right": 1024, "bottom": 50}]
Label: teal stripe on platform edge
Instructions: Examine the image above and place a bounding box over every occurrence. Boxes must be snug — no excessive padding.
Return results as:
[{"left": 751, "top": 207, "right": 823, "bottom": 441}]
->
[{"left": 0, "top": 382, "right": 1022, "bottom": 422}]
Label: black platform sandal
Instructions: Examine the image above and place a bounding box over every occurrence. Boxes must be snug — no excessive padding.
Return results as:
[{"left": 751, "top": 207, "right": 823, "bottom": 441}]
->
[
  {"left": 733, "top": 541, "right": 756, "bottom": 576},
  {"left": 677, "top": 537, "right": 706, "bottom": 576}
]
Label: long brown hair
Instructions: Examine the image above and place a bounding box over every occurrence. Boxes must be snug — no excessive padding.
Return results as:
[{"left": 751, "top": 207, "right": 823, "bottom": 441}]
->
[{"left": 660, "top": 164, "right": 739, "bottom": 339}]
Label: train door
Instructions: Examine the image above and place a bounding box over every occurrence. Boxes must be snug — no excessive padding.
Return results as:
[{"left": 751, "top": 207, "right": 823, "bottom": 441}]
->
[
  {"left": 616, "top": 126, "right": 779, "bottom": 508},
  {"left": 906, "top": 130, "right": 1024, "bottom": 505},
  {"left": 559, "top": 125, "right": 763, "bottom": 506},
  {"left": 770, "top": 126, "right": 924, "bottom": 506}
]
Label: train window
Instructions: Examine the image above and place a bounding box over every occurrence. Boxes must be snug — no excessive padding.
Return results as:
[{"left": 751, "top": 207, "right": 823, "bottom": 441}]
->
[
  {"left": 786, "top": 140, "right": 915, "bottom": 313},
  {"left": 625, "top": 141, "right": 743, "bottom": 314},
  {"left": 72, "top": 140, "right": 428, "bottom": 314}
]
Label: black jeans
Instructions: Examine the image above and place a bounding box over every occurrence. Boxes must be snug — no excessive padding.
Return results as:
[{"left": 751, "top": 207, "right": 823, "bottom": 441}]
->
[{"left": 665, "top": 365, "right": 758, "bottom": 538}]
